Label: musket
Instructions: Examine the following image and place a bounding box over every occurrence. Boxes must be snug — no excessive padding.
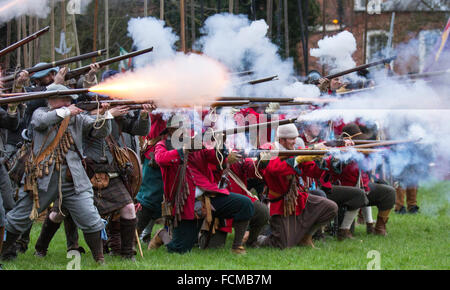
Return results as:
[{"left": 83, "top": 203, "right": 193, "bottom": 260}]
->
[
  {"left": 313, "top": 56, "right": 397, "bottom": 84},
  {"left": 231, "top": 70, "right": 254, "bottom": 77},
  {"left": 209, "top": 117, "right": 298, "bottom": 137},
  {"left": 235, "top": 75, "right": 279, "bottom": 86},
  {"left": 0, "top": 49, "right": 107, "bottom": 83},
  {"left": 217, "top": 96, "right": 294, "bottom": 102},
  {"left": 350, "top": 139, "right": 421, "bottom": 149},
  {"left": 75, "top": 99, "right": 251, "bottom": 111},
  {"left": 76, "top": 102, "right": 147, "bottom": 111},
  {"left": 64, "top": 47, "right": 154, "bottom": 80},
  {"left": 243, "top": 148, "right": 383, "bottom": 158},
  {"left": 0, "top": 26, "right": 50, "bottom": 58},
  {"left": 0, "top": 88, "right": 90, "bottom": 105}
]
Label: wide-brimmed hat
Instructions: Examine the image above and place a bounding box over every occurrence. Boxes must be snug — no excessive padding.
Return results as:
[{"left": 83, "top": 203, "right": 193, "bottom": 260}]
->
[
  {"left": 30, "top": 63, "right": 59, "bottom": 80},
  {"left": 340, "top": 122, "right": 371, "bottom": 140},
  {"left": 46, "top": 83, "right": 78, "bottom": 100},
  {"left": 159, "top": 115, "right": 188, "bottom": 136}
]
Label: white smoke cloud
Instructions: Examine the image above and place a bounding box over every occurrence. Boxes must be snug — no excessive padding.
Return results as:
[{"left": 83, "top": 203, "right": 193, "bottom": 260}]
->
[
  {"left": 282, "top": 81, "right": 321, "bottom": 99},
  {"left": 127, "top": 17, "right": 179, "bottom": 68},
  {"left": 310, "top": 30, "right": 357, "bottom": 73},
  {"left": 299, "top": 76, "right": 450, "bottom": 181},
  {"left": 195, "top": 13, "right": 295, "bottom": 99},
  {"left": 0, "top": 0, "right": 93, "bottom": 24}
]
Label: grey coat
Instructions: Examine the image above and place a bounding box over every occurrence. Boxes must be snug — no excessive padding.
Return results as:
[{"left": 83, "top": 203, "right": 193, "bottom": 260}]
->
[
  {"left": 84, "top": 110, "right": 150, "bottom": 164},
  {"left": 30, "top": 108, "right": 112, "bottom": 194}
]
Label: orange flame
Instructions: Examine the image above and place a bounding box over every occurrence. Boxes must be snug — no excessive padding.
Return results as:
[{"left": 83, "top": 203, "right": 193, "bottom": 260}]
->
[
  {"left": 89, "top": 54, "right": 231, "bottom": 107},
  {"left": 0, "top": 0, "right": 23, "bottom": 14}
]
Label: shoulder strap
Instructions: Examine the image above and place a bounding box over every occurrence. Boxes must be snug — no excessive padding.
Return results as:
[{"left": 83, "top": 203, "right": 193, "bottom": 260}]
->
[{"left": 34, "top": 116, "right": 70, "bottom": 165}]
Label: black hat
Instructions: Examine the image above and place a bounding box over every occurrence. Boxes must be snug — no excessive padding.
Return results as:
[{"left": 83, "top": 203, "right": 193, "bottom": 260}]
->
[{"left": 341, "top": 123, "right": 371, "bottom": 140}]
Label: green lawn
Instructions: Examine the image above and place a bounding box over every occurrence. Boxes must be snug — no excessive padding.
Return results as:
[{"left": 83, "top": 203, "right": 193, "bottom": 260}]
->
[{"left": 2, "top": 181, "right": 449, "bottom": 270}]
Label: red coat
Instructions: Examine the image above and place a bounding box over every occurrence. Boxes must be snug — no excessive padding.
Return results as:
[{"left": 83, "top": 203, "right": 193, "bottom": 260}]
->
[
  {"left": 329, "top": 160, "right": 370, "bottom": 192},
  {"left": 262, "top": 157, "right": 309, "bottom": 216},
  {"left": 227, "top": 159, "right": 260, "bottom": 203},
  {"left": 144, "top": 113, "right": 167, "bottom": 159},
  {"left": 317, "top": 155, "right": 370, "bottom": 192},
  {"left": 155, "top": 140, "right": 229, "bottom": 220}
]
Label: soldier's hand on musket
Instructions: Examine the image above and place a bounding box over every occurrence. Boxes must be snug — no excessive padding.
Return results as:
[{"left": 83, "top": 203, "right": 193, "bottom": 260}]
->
[
  {"left": 109, "top": 105, "right": 130, "bottom": 117},
  {"left": 86, "top": 63, "right": 100, "bottom": 82},
  {"left": 312, "top": 142, "right": 328, "bottom": 150},
  {"left": 318, "top": 78, "right": 330, "bottom": 92},
  {"left": 141, "top": 103, "right": 156, "bottom": 113},
  {"left": 89, "top": 102, "right": 110, "bottom": 115},
  {"left": 54, "top": 67, "right": 68, "bottom": 85},
  {"left": 344, "top": 139, "right": 355, "bottom": 147},
  {"left": 68, "top": 104, "right": 84, "bottom": 116},
  {"left": 16, "top": 70, "right": 29, "bottom": 87}
]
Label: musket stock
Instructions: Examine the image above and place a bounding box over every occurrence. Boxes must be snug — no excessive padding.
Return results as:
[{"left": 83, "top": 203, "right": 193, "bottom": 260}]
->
[
  {"left": 0, "top": 88, "right": 90, "bottom": 105},
  {"left": 314, "top": 56, "right": 397, "bottom": 84},
  {"left": 64, "top": 47, "right": 154, "bottom": 80},
  {"left": 0, "top": 26, "right": 50, "bottom": 58},
  {"left": 0, "top": 50, "right": 107, "bottom": 83}
]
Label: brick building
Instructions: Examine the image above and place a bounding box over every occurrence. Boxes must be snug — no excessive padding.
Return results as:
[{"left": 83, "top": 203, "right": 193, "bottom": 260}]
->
[{"left": 302, "top": 0, "right": 450, "bottom": 76}]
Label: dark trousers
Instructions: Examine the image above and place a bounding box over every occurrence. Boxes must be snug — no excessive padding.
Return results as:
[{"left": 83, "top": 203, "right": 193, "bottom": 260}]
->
[
  {"left": 367, "top": 182, "right": 396, "bottom": 211},
  {"left": 167, "top": 192, "right": 254, "bottom": 254},
  {"left": 327, "top": 185, "right": 368, "bottom": 211}
]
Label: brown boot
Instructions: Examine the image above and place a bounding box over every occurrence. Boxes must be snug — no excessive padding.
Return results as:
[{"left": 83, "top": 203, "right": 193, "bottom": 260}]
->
[
  {"left": 406, "top": 187, "right": 418, "bottom": 212},
  {"left": 337, "top": 229, "right": 354, "bottom": 241},
  {"left": 34, "top": 215, "right": 62, "bottom": 257},
  {"left": 83, "top": 231, "right": 105, "bottom": 264},
  {"left": 231, "top": 246, "right": 247, "bottom": 255},
  {"left": 148, "top": 228, "right": 164, "bottom": 250},
  {"left": 106, "top": 220, "right": 121, "bottom": 256},
  {"left": 374, "top": 210, "right": 391, "bottom": 236},
  {"left": 299, "top": 234, "right": 315, "bottom": 248},
  {"left": 120, "top": 218, "right": 137, "bottom": 260},
  {"left": 366, "top": 223, "right": 375, "bottom": 235},
  {"left": 395, "top": 186, "right": 406, "bottom": 212}
]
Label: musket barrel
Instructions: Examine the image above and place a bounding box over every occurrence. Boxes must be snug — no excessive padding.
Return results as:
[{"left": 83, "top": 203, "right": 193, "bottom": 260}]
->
[
  {"left": 234, "top": 75, "right": 279, "bottom": 86},
  {"left": 0, "top": 26, "right": 50, "bottom": 58},
  {"left": 317, "top": 56, "right": 397, "bottom": 83},
  {"left": 211, "top": 117, "right": 297, "bottom": 136},
  {"left": 247, "top": 148, "right": 382, "bottom": 157},
  {"left": 0, "top": 49, "right": 107, "bottom": 83},
  {"left": 217, "top": 96, "right": 294, "bottom": 102},
  {"left": 351, "top": 139, "right": 420, "bottom": 149},
  {"left": 65, "top": 47, "right": 154, "bottom": 80},
  {"left": 0, "top": 88, "right": 90, "bottom": 105}
]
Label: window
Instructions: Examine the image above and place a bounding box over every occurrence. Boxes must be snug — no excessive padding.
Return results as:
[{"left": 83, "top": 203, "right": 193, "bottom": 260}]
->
[
  {"left": 366, "top": 30, "right": 389, "bottom": 63},
  {"left": 419, "top": 30, "right": 441, "bottom": 72}
]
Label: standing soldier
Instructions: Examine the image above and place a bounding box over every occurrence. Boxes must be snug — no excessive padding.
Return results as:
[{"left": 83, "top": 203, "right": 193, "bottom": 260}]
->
[
  {"left": 0, "top": 102, "right": 20, "bottom": 254},
  {"left": 0, "top": 84, "right": 112, "bottom": 263},
  {"left": 136, "top": 112, "right": 167, "bottom": 243},
  {"left": 152, "top": 115, "right": 254, "bottom": 254}
]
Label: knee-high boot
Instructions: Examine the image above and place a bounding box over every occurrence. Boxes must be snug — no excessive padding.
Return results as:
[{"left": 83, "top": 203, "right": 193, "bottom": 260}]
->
[
  {"left": 106, "top": 220, "right": 121, "bottom": 256},
  {"left": 374, "top": 209, "right": 391, "bottom": 236},
  {"left": 119, "top": 218, "right": 137, "bottom": 259},
  {"left": 0, "top": 230, "right": 20, "bottom": 261},
  {"left": 34, "top": 215, "right": 62, "bottom": 257},
  {"left": 83, "top": 231, "right": 104, "bottom": 264}
]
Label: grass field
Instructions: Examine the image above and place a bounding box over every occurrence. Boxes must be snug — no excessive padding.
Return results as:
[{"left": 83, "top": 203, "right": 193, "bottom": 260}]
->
[{"left": 2, "top": 181, "right": 449, "bottom": 270}]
